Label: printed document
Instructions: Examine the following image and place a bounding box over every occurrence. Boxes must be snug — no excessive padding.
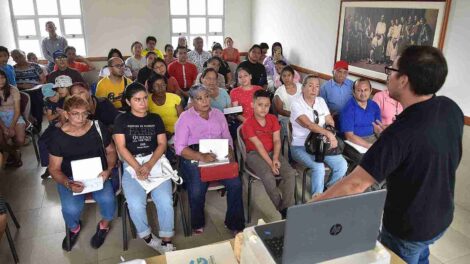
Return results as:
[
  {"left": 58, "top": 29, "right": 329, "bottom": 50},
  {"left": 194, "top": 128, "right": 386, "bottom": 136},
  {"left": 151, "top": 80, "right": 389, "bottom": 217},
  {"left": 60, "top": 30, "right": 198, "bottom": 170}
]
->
[
  {"left": 71, "top": 157, "right": 104, "bottom": 196},
  {"left": 198, "top": 139, "right": 230, "bottom": 167}
]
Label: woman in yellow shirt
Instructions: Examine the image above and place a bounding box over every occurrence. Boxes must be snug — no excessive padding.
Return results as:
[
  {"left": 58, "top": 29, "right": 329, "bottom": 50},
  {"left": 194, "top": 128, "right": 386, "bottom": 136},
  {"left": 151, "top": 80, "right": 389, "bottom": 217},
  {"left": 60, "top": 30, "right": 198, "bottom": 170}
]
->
[{"left": 147, "top": 73, "right": 183, "bottom": 134}]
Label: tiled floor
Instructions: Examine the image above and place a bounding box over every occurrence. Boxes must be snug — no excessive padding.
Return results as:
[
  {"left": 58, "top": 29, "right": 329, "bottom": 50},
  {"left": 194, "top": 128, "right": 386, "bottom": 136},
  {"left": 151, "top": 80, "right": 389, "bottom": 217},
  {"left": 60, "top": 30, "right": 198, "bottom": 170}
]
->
[{"left": 0, "top": 127, "right": 469, "bottom": 263}]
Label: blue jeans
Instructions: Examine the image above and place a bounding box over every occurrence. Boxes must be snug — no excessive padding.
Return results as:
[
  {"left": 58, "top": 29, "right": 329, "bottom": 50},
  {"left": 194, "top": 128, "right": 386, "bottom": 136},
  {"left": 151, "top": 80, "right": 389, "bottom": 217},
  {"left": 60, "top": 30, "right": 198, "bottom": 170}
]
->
[
  {"left": 122, "top": 162, "right": 174, "bottom": 238},
  {"left": 180, "top": 158, "right": 245, "bottom": 231},
  {"left": 57, "top": 180, "right": 116, "bottom": 230},
  {"left": 380, "top": 228, "right": 444, "bottom": 264},
  {"left": 290, "top": 146, "right": 347, "bottom": 195}
]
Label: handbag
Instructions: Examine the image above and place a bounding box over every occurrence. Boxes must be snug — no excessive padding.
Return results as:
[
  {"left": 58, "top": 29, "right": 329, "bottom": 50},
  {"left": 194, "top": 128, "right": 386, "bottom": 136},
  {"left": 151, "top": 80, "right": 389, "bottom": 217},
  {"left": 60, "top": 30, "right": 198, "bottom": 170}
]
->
[{"left": 199, "top": 162, "right": 239, "bottom": 182}]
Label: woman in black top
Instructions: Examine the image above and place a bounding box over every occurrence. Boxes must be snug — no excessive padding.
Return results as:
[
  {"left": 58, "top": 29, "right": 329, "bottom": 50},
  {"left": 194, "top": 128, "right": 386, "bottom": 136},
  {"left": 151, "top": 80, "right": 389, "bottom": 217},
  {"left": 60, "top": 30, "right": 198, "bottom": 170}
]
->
[
  {"left": 113, "top": 82, "right": 175, "bottom": 254},
  {"left": 48, "top": 96, "right": 117, "bottom": 251}
]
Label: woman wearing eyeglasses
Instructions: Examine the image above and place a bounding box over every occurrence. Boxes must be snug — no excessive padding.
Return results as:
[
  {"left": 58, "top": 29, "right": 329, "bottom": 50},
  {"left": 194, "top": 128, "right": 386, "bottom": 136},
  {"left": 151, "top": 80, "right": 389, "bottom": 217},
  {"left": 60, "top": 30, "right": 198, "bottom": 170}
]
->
[
  {"left": 289, "top": 75, "right": 347, "bottom": 196},
  {"left": 48, "top": 95, "right": 117, "bottom": 251}
]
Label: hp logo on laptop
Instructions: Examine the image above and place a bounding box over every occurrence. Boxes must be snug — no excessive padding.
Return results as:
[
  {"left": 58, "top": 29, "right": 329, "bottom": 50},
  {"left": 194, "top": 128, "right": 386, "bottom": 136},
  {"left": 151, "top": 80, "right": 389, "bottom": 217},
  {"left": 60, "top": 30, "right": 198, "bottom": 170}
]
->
[{"left": 329, "top": 224, "right": 342, "bottom": 236}]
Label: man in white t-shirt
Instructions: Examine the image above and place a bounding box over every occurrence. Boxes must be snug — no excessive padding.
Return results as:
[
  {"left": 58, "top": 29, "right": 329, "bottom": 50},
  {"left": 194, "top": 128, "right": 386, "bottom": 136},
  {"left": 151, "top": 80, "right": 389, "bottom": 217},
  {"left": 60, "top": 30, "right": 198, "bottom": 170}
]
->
[{"left": 289, "top": 75, "right": 347, "bottom": 197}]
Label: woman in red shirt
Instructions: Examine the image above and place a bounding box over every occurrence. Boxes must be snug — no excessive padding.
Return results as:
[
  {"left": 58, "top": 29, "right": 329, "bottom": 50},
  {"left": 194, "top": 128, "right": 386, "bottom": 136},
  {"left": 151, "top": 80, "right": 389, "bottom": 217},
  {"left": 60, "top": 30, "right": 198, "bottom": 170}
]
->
[
  {"left": 222, "top": 37, "right": 240, "bottom": 65},
  {"left": 230, "top": 67, "right": 262, "bottom": 122}
]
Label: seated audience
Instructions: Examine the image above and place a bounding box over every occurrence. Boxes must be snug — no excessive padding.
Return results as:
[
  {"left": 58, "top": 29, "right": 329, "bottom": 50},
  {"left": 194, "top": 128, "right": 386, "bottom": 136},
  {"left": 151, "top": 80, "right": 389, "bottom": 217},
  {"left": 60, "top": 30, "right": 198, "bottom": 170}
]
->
[
  {"left": 147, "top": 74, "right": 183, "bottom": 134},
  {"left": 163, "top": 44, "right": 176, "bottom": 65},
  {"left": 222, "top": 37, "right": 240, "bottom": 64},
  {"left": 340, "top": 78, "right": 381, "bottom": 163},
  {"left": 273, "top": 60, "right": 301, "bottom": 89},
  {"left": 168, "top": 46, "right": 198, "bottom": 98},
  {"left": 150, "top": 58, "right": 182, "bottom": 96},
  {"left": 27, "top": 52, "right": 48, "bottom": 75},
  {"left": 0, "top": 46, "right": 16, "bottom": 86},
  {"left": 0, "top": 69, "right": 25, "bottom": 167},
  {"left": 290, "top": 75, "right": 347, "bottom": 196},
  {"left": 263, "top": 42, "right": 287, "bottom": 78},
  {"left": 373, "top": 89, "right": 403, "bottom": 127},
  {"left": 142, "top": 36, "right": 164, "bottom": 59},
  {"left": 203, "top": 43, "right": 233, "bottom": 88},
  {"left": 53, "top": 46, "right": 94, "bottom": 73},
  {"left": 137, "top": 52, "right": 157, "bottom": 85},
  {"left": 11, "top": 49, "right": 46, "bottom": 130},
  {"left": 201, "top": 68, "right": 231, "bottom": 111},
  {"left": 196, "top": 57, "right": 225, "bottom": 88},
  {"left": 175, "top": 84, "right": 245, "bottom": 234},
  {"left": 48, "top": 95, "right": 117, "bottom": 251},
  {"left": 125, "top": 41, "right": 147, "bottom": 79},
  {"left": 241, "top": 90, "right": 295, "bottom": 219},
  {"left": 47, "top": 50, "right": 85, "bottom": 84},
  {"left": 259, "top": 43, "right": 269, "bottom": 64},
  {"left": 236, "top": 45, "right": 267, "bottom": 89},
  {"left": 230, "top": 67, "right": 263, "bottom": 122},
  {"left": 44, "top": 76, "right": 70, "bottom": 123},
  {"left": 99, "top": 48, "right": 133, "bottom": 79},
  {"left": 273, "top": 66, "right": 302, "bottom": 134},
  {"left": 96, "top": 57, "right": 133, "bottom": 109},
  {"left": 113, "top": 82, "right": 175, "bottom": 253},
  {"left": 320, "top": 60, "right": 354, "bottom": 117},
  {"left": 188, "top": 37, "right": 211, "bottom": 73}
]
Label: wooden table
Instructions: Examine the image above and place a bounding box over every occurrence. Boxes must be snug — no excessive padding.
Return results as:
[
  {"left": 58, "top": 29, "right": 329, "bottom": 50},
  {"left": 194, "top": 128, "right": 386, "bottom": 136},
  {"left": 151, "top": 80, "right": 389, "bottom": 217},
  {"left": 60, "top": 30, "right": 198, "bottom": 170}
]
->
[{"left": 145, "top": 239, "right": 406, "bottom": 264}]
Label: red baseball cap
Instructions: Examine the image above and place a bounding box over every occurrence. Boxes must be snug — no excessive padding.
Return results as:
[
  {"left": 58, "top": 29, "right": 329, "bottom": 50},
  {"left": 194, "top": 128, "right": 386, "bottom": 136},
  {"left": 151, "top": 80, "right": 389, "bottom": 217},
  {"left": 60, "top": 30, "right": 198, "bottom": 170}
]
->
[{"left": 334, "top": 60, "right": 349, "bottom": 70}]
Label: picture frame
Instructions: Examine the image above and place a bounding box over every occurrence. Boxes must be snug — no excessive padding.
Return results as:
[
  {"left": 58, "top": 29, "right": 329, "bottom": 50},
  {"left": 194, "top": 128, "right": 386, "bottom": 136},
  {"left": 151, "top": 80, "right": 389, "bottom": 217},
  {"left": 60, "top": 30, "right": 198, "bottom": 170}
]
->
[{"left": 334, "top": 0, "right": 452, "bottom": 83}]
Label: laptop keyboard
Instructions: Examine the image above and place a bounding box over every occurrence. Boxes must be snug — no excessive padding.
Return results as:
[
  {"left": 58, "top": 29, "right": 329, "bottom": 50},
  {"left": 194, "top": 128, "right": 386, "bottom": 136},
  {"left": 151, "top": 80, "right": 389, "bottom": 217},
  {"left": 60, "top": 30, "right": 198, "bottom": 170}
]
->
[{"left": 264, "top": 236, "right": 285, "bottom": 260}]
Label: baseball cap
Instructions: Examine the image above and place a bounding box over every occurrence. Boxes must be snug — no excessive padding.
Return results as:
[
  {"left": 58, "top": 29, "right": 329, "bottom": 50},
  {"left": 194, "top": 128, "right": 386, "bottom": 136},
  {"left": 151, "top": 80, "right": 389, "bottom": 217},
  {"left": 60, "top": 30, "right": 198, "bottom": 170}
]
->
[
  {"left": 54, "top": 75, "right": 73, "bottom": 88},
  {"left": 53, "top": 50, "right": 67, "bottom": 60},
  {"left": 41, "top": 83, "right": 56, "bottom": 98},
  {"left": 334, "top": 60, "right": 349, "bottom": 71}
]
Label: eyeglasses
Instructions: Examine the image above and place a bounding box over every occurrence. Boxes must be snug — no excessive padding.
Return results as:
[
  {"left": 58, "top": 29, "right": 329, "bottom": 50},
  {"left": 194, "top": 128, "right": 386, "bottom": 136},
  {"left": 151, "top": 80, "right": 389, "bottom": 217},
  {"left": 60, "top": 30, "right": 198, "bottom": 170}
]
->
[
  {"left": 68, "top": 111, "right": 90, "bottom": 118},
  {"left": 384, "top": 66, "right": 399, "bottom": 75},
  {"left": 111, "top": 64, "right": 125, "bottom": 68}
]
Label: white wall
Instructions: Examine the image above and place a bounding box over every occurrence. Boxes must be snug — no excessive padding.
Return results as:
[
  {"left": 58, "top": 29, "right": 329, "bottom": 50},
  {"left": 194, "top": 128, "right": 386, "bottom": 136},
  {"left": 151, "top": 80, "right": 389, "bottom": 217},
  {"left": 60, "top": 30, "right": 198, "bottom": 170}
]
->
[
  {"left": 82, "top": 0, "right": 252, "bottom": 57},
  {"left": 251, "top": 0, "right": 470, "bottom": 115},
  {"left": 0, "top": 0, "right": 16, "bottom": 48}
]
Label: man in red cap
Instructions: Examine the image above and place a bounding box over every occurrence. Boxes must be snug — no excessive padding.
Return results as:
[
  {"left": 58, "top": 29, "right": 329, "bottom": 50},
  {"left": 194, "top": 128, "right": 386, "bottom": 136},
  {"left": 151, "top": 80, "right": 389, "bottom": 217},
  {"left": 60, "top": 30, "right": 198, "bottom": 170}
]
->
[{"left": 319, "top": 60, "right": 354, "bottom": 117}]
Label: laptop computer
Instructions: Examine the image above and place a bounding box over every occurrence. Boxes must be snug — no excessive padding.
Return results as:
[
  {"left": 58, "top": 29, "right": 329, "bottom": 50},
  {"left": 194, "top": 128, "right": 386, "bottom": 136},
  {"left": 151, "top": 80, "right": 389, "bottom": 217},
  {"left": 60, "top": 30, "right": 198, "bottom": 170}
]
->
[{"left": 254, "top": 189, "right": 387, "bottom": 264}]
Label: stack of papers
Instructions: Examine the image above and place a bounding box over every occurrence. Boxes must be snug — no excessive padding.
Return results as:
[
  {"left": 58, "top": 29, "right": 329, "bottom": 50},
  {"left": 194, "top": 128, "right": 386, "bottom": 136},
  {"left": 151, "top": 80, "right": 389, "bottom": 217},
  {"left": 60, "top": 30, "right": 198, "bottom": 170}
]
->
[
  {"left": 198, "top": 139, "right": 230, "bottom": 167},
  {"left": 166, "top": 241, "right": 237, "bottom": 264},
  {"left": 223, "top": 106, "right": 243, "bottom": 115},
  {"left": 71, "top": 157, "right": 104, "bottom": 196}
]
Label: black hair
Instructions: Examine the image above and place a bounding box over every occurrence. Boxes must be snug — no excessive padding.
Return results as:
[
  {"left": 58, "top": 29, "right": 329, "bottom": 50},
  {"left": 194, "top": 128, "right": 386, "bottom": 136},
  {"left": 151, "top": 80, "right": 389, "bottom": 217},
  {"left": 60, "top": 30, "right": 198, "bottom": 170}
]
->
[
  {"left": 26, "top": 52, "right": 36, "bottom": 61},
  {"left": 146, "top": 36, "right": 157, "bottom": 44},
  {"left": 249, "top": 44, "right": 262, "bottom": 53},
  {"left": 64, "top": 46, "right": 75, "bottom": 54},
  {"left": 131, "top": 41, "right": 142, "bottom": 51},
  {"left": 253, "top": 89, "right": 271, "bottom": 101},
  {"left": 207, "top": 56, "right": 222, "bottom": 65},
  {"left": 271, "top": 42, "right": 283, "bottom": 57},
  {"left": 397, "top": 45, "right": 448, "bottom": 95},
  {"left": 280, "top": 66, "right": 295, "bottom": 85},
  {"left": 199, "top": 67, "right": 218, "bottom": 83},
  {"left": 164, "top": 44, "right": 173, "bottom": 52},
  {"left": 123, "top": 82, "right": 147, "bottom": 112},
  {"left": 275, "top": 60, "right": 287, "bottom": 66},
  {"left": 150, "top": 57, "right": 169, "bottom": 78},
  {"left": 107, "top": 48, "right": 123, "bottom": 60},
  {"left": 145, "top": 51, "right": 157, "bottom": 59},
  {"left": 236, "top": 66, "right": 251, "bottom": 76},
  {"left": 0, "top": 46, "right": 9, "bottom": 55},
  {"left": 147, "top": 73, "right": 168, "bottom": 93},
  {"left": 259, "top": 42, "right": 269, "bottom": 50},
  {"left": 211, "top": 42, "right": 223, "bottom": 51},
  {"left": 0, "top": 68, "right": 11, "bottom": 103},
  {"left": 175, "top": 46, "right": 188, "bottom": 53}
]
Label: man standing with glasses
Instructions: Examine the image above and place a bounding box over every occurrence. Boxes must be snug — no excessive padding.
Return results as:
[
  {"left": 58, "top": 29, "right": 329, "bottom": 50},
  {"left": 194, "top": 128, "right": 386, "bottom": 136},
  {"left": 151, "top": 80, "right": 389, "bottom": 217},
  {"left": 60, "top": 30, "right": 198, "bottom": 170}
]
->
[
  {"left": 47, "top": 51, "right": 85, "bottom": 84},
  {"left": 96, "top": 57, "right": 132, "bottom": 109},
  {"left": 41, "top": 21, "right": 68, "bottom": 72},
  {"left": 312, "top": 46, "right": 463, "bottom": 264}
]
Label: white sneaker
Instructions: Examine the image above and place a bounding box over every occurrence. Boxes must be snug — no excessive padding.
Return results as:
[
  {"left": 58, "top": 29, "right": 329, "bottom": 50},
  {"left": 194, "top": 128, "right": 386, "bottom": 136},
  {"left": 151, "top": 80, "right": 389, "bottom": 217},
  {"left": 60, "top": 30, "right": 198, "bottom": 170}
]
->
[{"left": 146, "top": 237, "right": 175, "bottom": 255}]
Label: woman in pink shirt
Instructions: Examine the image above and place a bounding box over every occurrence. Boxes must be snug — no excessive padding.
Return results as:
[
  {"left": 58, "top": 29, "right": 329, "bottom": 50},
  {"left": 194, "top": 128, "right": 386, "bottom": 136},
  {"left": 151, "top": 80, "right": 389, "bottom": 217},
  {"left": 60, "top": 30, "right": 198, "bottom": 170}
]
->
[
  {"left": 373, "top": 89, "right": 403, "bottom": 126},
  {"left": 230, "top": 67, "right": 263, "bottom": 122}
]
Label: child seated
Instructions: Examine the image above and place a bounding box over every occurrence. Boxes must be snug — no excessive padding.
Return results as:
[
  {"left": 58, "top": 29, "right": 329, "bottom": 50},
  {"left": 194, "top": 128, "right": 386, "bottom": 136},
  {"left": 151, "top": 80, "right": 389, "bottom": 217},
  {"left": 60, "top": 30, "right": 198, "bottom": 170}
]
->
[
  {"left": 42, "top": 83, "right": 67, "bottom": 124},
  {"left": 241, "top": 90, "right": 296, "bottom": 218}
]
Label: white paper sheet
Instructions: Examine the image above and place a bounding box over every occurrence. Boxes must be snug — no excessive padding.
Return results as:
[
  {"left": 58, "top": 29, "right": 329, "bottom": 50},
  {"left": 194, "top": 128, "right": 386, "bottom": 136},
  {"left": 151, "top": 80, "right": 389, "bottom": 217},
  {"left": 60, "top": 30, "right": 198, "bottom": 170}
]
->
[
  {"left": 165, "top": 241, "right": 237, "bottom": 264},
  {"left": 344, "top": 140, "right": 368, "bottom": 154},
  {"left": 71, "top": 157, "right": 104, "bottom": 195},
  {"left": 223, "top": 106, "right": 243, "bottom": 115},
  {"left": 198, "top": 139, "right": 230, "bottom": 167},
  {"left": 125, "top": 154, "right": 167, "bottom": 193}
]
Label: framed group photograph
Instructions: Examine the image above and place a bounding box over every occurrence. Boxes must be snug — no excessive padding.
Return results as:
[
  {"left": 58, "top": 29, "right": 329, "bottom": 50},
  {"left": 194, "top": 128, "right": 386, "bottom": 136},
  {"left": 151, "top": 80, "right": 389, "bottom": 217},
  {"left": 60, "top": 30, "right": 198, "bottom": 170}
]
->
[{"left": 334, "top": 0, "right": 452, "bottom": 82}]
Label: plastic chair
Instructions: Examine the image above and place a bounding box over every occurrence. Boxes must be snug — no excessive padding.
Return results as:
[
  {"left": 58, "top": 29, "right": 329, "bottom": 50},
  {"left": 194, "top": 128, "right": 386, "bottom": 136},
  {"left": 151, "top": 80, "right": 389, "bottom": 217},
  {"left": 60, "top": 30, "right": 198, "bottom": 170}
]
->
[
  {"left": 19, "top": 92, "right": 40, "bottom": 165},
  {"left": 4, "top": 202, "right": 20, "bottom": 263}
]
